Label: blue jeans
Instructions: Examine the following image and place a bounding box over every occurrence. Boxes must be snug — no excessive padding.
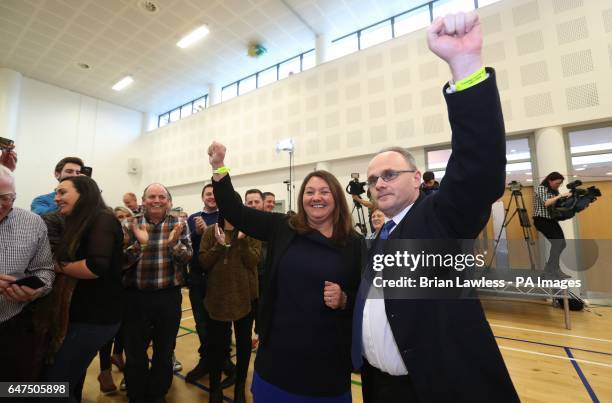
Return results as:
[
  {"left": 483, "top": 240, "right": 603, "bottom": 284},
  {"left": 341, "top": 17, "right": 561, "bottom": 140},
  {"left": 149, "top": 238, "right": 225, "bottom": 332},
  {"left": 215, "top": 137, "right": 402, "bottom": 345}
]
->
[{"left": 43, "top": 322, "right": 120, "bottom": 403}]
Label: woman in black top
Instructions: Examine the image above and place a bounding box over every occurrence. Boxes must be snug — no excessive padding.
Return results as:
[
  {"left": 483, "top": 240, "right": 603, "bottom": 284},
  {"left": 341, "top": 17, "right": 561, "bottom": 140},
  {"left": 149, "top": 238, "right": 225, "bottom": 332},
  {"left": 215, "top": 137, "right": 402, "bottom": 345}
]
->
[
  {"left": 208, "top": 142, "right": 365, "bottom": 403},
  {"left": 532, "top": 171, "right": 571, "bottom": 277},
  {"left": 43, "top": 176, "right": 124, "bottom": 402}
]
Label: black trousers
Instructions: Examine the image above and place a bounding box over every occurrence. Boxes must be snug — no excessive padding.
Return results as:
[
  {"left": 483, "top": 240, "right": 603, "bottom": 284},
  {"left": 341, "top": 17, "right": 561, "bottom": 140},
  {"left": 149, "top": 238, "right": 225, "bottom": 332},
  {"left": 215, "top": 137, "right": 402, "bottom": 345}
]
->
[
  {"left": 361, "top": 358, "right": 419, "bottom": 403},
  {"left": 208, "top": 310, "right": 254, "bottom": 390},
  {"left": 0, "top": 308, "right": 45, "bottom": 382},
  {"left": 533, "top": 216, "right": 566, "bottom": 271},
  {"left": 99, "top": 323, "right": 124, "bottom": 371},
  {"left": 123, "top": 287, "right": 182, "bottom": 401},
  {"left": 188, "top": 270, "right": 231, "bottom": 361}
]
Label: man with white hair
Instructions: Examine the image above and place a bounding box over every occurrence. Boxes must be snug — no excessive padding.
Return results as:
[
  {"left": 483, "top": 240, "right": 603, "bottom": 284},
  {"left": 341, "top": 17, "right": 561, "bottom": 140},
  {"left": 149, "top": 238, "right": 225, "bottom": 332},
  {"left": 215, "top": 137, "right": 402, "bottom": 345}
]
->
[
  {"left": 122, "top": 183, "right": 192, "bottom": 403},
  {"left": 0, "top": 164, "right": 55, "bottom": 380}
]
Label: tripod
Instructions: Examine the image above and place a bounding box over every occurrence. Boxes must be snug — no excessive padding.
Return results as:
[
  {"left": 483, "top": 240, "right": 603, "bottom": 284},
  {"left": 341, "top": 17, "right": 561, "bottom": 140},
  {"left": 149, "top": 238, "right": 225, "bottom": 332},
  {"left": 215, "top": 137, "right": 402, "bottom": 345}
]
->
[
  {"left": 352, "top": 200, "right": 367, "bottom": 236},
  {"left": 488, "top": 189, "right": 537, "bottom": 270}
]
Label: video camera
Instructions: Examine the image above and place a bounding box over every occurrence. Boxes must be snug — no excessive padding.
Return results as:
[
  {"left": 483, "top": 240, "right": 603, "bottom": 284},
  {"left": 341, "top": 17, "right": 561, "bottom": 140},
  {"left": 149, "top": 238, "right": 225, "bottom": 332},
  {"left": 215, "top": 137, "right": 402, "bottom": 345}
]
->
[
  {"left": 346, "top": 173, "right": 367, "bottom": 196},
  {"left": 550, "top": 179, "right": 602, "bottom": 221},
  {"left": 508, "top": 180, "right": 523, "bottom": 192}
]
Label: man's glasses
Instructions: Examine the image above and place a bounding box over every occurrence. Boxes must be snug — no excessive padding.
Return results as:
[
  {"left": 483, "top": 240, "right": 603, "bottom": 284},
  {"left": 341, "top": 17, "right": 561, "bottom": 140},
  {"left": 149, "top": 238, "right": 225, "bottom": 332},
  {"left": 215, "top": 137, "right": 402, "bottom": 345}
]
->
[
  {"left": 367, "top": 170, "right": 416, "bottom": 187},
  {"left": 0, "top": 193, "right": 16, "bottom": 203}
]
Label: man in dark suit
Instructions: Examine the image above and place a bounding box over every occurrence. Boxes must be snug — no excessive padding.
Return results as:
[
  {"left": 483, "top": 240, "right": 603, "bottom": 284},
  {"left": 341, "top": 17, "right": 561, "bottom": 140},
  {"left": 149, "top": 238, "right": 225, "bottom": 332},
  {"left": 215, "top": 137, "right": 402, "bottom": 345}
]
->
[{"left": 353, "top": 12, "right": 519, "bottom": 403}]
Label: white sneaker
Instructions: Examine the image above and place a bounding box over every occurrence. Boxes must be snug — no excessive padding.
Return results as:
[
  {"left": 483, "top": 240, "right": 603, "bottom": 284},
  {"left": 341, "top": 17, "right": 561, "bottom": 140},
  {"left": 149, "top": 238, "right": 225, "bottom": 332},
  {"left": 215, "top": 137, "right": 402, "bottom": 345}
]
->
[{"left": 173, "top": 354, "right": 182, "bottom": 372}]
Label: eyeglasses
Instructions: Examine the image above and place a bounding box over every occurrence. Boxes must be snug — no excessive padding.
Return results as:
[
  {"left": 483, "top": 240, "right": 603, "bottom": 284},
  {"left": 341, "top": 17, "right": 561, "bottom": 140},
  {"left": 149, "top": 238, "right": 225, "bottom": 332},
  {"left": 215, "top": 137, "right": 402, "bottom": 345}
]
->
[
  {"left": 0, "top": 193, "right": 16, "bottom": 203},
  {"left": 367, "top": 170, "right": 416, "bottom": 187}
]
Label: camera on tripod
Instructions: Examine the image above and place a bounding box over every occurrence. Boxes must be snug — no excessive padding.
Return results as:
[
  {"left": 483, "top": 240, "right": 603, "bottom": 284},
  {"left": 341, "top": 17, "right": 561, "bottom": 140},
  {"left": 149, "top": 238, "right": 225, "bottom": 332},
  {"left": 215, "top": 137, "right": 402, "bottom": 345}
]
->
[
  {"left": 346, "top": 173, "right": 367, "bottom": 196},
  {"left": 508, "top": 180, "right": 522, "bottom": 192},
  {"left": 550, "top": 179, "right": 602, "bottom": 221}
]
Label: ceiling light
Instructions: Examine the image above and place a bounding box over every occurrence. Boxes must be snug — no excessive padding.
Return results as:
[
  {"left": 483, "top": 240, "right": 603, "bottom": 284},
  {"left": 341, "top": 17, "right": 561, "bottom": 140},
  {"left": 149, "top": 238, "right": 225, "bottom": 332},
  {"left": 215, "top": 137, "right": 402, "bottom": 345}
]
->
[
  {"left": 112, "top": 75, "right": 134, "bottom": 91},
  {"left": 526, "top": 179, "right": 532, "bottom": 182},
  {"left": 525, "top": 172, "right": 532, "bottom": 175},
  {"left": 510, "top": 149, "right": 516, "bottom": 153},
  {"left": 575, "top": 167, "right": 585, "bottom": 171},
  {"left": 177, "top": 25, "right": 209, "bottom": 48},
  {"left": 607, "top": 172, "right": 612, "bottom": 175}
]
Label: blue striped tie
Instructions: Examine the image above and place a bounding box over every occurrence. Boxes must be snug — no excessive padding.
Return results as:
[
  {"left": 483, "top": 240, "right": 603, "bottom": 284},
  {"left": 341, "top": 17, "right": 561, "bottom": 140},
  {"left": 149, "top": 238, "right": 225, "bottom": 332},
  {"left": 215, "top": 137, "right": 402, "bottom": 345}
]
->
[{"left": 351, "top": 220, "right": 396, "bottom": 369}]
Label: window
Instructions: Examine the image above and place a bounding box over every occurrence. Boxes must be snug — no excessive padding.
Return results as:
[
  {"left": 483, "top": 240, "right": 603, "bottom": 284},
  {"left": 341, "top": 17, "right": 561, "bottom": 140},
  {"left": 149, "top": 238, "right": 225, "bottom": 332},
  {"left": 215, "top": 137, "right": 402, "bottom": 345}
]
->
[
  {"left": 432, "top": 0, "right": 476, "bottom": 19},
  {"left": 257, "top": 66, "right": 278, "bottom": 88},
  {"left": 360, "top": 20, "right": 392, "bottom": 49},
  {"left": 279, "top": 56, "right": 301, "bottom": 79},
  {"left": 505, "top": 138, "right": 532, "bottom": 184},
  {"left": 329, "top": 33, "right": 358, "bottom": 60},
  {"left": 427, "top": 137, "right": 533, "bottom": 183},
  {"left": 180, "top": 103, "right": 192, "bottom": 118},
  {"left": 169, "top": 108, "right": 180, "bottom": 123},
  {"left": 221, "top": 83, "right": 238, "bottom": 101},
  {"left": 193, "top": 96, "right": 207, "bottom": 113},
  {"left": 159, "top": 113, "right": 170, "bottom": 127},
  {"left": 568, "top": 126, "right": 612, "bottom": 180},
  {"left": 394, "top": 6, "right": 431, "bottom": 37},
  {"left": 302, "top": 50, "right": 316, "bottom": 71},
  {"left": 239, "top": 75, "right": 256, "bottom": 95}
]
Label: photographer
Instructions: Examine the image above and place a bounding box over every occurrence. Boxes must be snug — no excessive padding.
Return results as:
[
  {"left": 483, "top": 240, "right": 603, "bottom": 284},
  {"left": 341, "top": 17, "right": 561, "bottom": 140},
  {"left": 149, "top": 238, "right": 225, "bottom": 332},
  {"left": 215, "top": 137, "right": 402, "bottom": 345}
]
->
[{"left": 532, "top": 171, "right": 571, "bottom": 278}]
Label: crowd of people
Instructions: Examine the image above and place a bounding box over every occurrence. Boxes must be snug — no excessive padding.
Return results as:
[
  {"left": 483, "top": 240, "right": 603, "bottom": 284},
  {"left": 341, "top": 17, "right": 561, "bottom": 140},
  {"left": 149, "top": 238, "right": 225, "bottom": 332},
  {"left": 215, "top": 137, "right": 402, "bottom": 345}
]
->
[{"left": 1, "top": 12, "right": 525, "bottom": 403}]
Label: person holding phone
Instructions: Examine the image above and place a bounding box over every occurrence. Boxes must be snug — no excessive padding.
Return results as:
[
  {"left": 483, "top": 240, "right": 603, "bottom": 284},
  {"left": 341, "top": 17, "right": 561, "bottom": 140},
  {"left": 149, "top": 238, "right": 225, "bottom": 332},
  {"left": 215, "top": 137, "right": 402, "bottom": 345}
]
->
[
  {"left": 31, "top": 156, "right": 85, "bottom": 215},
  {"left": 0, "top": 165, "right": 55, "bottom": 381},
  {"left": 42, "top": 175, "right": 124, "bottom": 402},
  {"left": 200, "top": 212, "right": 261, "bottom": 403}
]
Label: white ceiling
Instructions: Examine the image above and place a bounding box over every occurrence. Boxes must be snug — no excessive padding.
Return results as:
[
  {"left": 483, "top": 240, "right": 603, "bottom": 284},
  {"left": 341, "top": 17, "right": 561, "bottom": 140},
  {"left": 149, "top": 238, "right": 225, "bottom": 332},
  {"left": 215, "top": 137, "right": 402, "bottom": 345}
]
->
[{"left": 0, "top": 0, "right": 427, "bottom": 115}]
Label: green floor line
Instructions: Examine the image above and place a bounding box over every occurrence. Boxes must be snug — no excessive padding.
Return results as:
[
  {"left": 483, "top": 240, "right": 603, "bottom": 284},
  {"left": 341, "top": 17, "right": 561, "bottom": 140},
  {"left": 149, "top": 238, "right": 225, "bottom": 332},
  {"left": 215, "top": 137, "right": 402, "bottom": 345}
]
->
[
  {"left": 179, "top": 325, "right": 196, "bottom": 333},
  {"left": 351, "top": 380, "right": 362, "bottom": 386}
]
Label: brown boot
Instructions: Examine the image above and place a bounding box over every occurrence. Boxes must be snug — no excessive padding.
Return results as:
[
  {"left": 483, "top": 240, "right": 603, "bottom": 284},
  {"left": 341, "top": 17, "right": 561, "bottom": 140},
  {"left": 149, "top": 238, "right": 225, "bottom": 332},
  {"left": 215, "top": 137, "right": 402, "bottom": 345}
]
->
[{"left": 98, "top": 369, "right": 117, "bottom": 393}]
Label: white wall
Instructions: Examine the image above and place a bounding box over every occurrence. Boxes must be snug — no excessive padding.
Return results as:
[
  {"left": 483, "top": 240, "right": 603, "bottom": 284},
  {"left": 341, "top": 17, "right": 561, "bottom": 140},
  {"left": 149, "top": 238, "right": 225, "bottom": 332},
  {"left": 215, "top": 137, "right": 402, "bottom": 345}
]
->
[
  {"left": 138, "top": 0, "right": 612, "bottom": 217},
  {"left": 12, "top": 77, "right": 144, "bottom": 210}
]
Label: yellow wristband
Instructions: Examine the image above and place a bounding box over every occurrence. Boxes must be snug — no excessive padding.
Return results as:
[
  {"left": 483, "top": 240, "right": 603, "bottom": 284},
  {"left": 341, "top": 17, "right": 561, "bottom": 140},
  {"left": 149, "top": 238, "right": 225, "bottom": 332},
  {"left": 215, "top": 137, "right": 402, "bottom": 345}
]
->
[
  {"left": 140, "top": 244, "right": 147, "bottom": 252},
  {"left": 454, "top": 67, "right": 487, "bottom": 92},
  {"left": 213, "top": 166, "right": 230, "bottom": 174}
]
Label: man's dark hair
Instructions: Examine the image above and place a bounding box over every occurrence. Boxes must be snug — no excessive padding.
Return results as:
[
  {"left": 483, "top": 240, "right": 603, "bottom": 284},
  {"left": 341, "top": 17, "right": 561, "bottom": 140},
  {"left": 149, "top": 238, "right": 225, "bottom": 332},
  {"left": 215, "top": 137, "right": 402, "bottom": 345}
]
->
[
  {"left": 422, "top": 171, "right": 435, "bottom": 182},
  {"left": 202, "top": 183, "right": 213, "bottom": 197},
  {"left": 55, "top": 157, "right": 84, "bottom": 174},
  {"left": 245, "top": 188, "right": 263, "bottom": 201},
  {"left": 263, "top": 191, "right": 275, "bottom": 199}
]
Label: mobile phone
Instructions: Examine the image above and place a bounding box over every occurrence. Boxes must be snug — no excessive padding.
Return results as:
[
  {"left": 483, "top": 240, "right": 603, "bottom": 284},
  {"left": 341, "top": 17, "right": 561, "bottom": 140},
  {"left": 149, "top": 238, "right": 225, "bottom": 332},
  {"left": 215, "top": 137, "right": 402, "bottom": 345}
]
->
[
  {"left": 0, "top": 136, "right": 14, "bottom": 151},
  {"left": 10, "top": 276, "right": 46, "bottom": 290},
  {"left": 81, "top": 166, "right": 93, "bottom": 177}
]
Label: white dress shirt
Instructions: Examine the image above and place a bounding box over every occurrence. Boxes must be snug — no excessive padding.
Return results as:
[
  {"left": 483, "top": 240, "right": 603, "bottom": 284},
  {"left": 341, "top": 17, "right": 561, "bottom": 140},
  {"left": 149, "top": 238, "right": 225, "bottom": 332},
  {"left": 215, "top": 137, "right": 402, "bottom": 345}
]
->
[{"left": 362, "top": 204, "right": 413, "bottom": 375}]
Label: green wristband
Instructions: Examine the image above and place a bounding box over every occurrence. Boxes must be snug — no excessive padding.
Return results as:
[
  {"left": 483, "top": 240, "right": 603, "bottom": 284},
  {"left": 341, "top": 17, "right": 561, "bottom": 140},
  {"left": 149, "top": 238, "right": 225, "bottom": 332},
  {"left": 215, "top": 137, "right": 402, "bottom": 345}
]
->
[
  {"left": 454, "top": 67, "right": 487, "bottom": 92},
  {"left": 213, "top": 166, "right": 230, "bottom": 174}
]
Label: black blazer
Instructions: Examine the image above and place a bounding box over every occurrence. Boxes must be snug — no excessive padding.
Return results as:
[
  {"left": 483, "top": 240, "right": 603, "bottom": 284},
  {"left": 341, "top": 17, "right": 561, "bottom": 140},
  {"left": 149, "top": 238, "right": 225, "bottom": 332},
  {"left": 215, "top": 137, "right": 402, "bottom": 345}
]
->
[
  {"left": 369, "top": 70, "right": 519, "bottom": 402},
  {"left": 212, "top": 176, "right": 365, "bottom": 363}
]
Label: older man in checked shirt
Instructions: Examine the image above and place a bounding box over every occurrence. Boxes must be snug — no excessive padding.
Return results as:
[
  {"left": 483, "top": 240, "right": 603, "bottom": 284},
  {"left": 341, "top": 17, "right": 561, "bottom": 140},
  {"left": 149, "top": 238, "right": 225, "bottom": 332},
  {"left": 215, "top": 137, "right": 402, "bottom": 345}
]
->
[
  {"left": 0, "top": 165, "right": 54, "bottom": 381},
  {"left": 122, "top": 183, "right": 192, "bottom": 403}
]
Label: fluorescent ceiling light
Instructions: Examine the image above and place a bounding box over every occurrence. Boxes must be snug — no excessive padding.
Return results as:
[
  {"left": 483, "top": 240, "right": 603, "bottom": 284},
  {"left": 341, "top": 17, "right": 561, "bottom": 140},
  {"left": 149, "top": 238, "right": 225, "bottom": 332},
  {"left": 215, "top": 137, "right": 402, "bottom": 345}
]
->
[
  {"left": 112, "top": 75, "right": 133, "bottom": 91},
  {"left": 177, "top": 25, "right": 209, "bottom": 48}
]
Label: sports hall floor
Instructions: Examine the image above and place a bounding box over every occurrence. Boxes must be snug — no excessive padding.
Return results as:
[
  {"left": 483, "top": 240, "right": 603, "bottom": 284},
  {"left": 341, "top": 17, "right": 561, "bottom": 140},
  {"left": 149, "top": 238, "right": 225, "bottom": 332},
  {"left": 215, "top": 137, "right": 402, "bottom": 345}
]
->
[{"left": 81, "top": 288, "right": 612, "bottom": 402}]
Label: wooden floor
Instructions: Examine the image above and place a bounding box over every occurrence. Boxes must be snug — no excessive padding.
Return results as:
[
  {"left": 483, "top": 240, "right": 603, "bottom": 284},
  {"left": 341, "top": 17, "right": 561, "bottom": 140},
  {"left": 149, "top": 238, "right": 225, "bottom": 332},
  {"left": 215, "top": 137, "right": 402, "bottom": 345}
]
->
[{"left": 81, "top": 289, "right": 612, "bottom": 402}]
